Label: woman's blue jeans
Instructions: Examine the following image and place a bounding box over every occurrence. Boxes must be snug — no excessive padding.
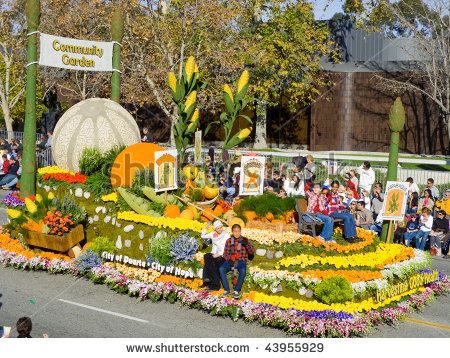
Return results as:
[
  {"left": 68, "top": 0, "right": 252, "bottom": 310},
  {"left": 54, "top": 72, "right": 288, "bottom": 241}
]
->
[{"left": 330, "top": 212, "right": 357, "bottom": 238}]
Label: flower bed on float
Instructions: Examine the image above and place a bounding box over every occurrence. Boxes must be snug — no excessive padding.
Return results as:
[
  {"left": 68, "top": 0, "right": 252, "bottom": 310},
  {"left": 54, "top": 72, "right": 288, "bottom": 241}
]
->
[{"left": 1, "top": 164, "right": 448, "bottom": 337}]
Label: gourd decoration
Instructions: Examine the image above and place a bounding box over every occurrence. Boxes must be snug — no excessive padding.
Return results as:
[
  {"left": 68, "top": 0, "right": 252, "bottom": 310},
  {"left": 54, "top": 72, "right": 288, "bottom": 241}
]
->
[{"left": 52, "top": 98, "right": 141, "bottom": 171}]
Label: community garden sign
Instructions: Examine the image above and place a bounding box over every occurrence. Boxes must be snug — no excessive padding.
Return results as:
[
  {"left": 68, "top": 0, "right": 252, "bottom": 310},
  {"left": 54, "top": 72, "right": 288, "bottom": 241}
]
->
[{"left": 39, "top": 33, "right": 114, "bottom": 71}]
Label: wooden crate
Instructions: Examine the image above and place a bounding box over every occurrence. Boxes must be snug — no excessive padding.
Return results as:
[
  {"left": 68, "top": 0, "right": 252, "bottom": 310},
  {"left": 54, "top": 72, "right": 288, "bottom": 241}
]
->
[{"left": 25, "top": 225, "right": 85, "bottom": 252}]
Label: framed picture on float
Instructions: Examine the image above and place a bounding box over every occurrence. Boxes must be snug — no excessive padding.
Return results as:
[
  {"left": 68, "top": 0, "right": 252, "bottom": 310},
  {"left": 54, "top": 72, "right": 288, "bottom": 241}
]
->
[
  {"left": 239, "top": 155, "right": 266, "bottom": 196},
  {"left": 380, "top": 181, "right": 409, "bottom": 221},
  {"left": 154, "top": 149, "right": 178, "bottom": 193}
]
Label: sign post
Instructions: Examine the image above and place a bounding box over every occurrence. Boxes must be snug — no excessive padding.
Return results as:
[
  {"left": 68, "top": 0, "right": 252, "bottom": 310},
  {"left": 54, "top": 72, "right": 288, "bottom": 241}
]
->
[
  {"left": 21, "top": 0, "right": 40, "bottom": 197},
  {"left": 111, "top": 7, "right": 124, "bottom": 103}
]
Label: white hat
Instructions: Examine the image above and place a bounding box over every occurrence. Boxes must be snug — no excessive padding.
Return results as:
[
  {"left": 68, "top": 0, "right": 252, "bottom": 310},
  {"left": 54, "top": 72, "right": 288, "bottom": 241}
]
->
[{"left": 213, "top": 220, "right": 223, "bottom": 230}]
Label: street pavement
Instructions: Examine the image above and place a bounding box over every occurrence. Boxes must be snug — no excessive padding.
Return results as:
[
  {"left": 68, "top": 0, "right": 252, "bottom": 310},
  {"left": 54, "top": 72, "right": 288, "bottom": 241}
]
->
[{"left": 0, "top": 192, "right": 449, "bottom": 338}]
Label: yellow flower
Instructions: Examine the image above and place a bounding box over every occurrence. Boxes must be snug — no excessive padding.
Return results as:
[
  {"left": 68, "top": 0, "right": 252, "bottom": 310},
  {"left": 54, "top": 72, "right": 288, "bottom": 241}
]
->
[
  {"left": 190, "top": 108, "right": 199, "bottom": 123},
  {"left": 185, "top": 56, "right": 196, "bottom": 83},
  {"left": 194, "top": 63, "right": 199, "bottom": 73},
  {"left": 237, "top": 69, "right": 249, "bottom": 94},
  {"left": 167, "top": 71, "right": 177, "bottom": 92},
  {"left": 278, "top": 243, "right": 414, "bottom": 270},
  {"left": 117, "top": 211, "right": 206, "bottom": 233},
  {"left": 184, "top": 91, "right": 197, "bottom": 112},
  {"left": 35, "top": 194, "right": 43, "bottom": 203},
  {"left": 223, "top": 84, "right": 234, "bottom": 101},
  {"left": 25, "top": 198, "right": 37, "bottom": 214},
  {"left": 101, "top": 192, "right": 118, "bottom": 203},
  {"left": 187, "top": 122, "right": 196, "bottom": 131},
  {"left": 253, "top": 287, "right": 419, "bottom": 314},
  {"left": 238, "top": 127, "right": 252, "bottom": 139},
  {"left": 37, "top": 166, "right": 72, "bottom": 175},
  {"left": 47, "top": 192, "right": 55, "bottom": 200},
  {"left": 6, "top": 208, "right": 22, "bottom": 219}
]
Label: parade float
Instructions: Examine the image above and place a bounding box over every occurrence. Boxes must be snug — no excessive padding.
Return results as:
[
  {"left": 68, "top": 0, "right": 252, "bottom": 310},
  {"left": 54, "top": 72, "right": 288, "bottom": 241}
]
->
[{"left": 1, "top": 55, "right": 448, "bottom": 338}]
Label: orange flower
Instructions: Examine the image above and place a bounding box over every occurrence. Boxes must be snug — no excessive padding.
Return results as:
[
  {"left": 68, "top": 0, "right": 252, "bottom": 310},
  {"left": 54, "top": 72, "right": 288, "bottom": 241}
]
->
[{"left": 0, "top": 233, "right": 70, "bottom": 261}]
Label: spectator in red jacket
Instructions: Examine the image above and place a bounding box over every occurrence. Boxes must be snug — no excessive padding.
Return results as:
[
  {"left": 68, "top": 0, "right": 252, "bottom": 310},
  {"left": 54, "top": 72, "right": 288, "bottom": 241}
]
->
[{"left": 0, "top": 154, "right": 10, "bottom": 179}]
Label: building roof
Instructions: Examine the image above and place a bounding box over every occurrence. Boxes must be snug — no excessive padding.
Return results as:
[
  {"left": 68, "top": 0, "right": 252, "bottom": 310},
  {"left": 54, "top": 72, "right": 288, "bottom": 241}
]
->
[{"left": 322, "top": 19, "right": 422, "bottom": 73}]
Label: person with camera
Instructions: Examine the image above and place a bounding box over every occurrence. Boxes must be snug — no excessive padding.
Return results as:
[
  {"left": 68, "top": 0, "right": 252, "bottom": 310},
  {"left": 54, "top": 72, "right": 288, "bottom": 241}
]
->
[
  {"left": 200, "top": 220, "right": 228, "bottom": 291},
  {"left": 219, "top": 224, "right": 254, "bottom": 299},
  {"left": 357, "top": 161, "right": 375, "bottom": 194}
]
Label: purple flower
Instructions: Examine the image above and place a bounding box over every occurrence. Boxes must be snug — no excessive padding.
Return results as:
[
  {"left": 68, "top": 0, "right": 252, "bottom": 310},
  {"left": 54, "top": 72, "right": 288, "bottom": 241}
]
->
[{"left": 2, "top": 192, "right": 25, "bottom": 207}]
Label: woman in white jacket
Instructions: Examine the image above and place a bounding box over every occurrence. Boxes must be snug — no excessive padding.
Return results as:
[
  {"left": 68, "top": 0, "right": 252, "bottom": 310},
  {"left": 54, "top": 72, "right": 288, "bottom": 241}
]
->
[
  {"left": 200, "top": 220, "right": 228, "bottom": 290},
  {"left": 284, "top": 174, "right": 305, "bottom": 197}
]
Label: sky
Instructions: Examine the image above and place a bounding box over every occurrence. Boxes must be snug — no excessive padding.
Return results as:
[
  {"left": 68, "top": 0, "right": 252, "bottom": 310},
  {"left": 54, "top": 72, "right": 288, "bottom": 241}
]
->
[{"left": 313, "top": 0, "right": 345, "bottom": 20}]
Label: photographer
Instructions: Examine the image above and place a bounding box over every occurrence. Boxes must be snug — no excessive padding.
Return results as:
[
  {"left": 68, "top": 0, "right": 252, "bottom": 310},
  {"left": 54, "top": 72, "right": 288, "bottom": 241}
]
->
[{"left": 200, "top": 220, "right": 228, "bottom": 291}]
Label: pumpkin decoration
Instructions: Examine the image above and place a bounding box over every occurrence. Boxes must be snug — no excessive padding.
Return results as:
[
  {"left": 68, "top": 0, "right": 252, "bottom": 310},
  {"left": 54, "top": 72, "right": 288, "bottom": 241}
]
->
[
  {"left": 265, "top": 212, "right": 274, "bottom": 221},
  {"left": 244, "top": 210, "right": 258, "bottom": 221},
  {"left": 82, "top": 242, "right": 92, "bottom": 251},
  {"left": 111, "top": 143, "right": 165, "bottom": 187},
  {"left": 52, "top": 98, "right": 141, "bottom": 171},
  {"left": 201, "top": 208, "right": 216, "bottom": 222},
  {"left": 179, "top": 209, "right": 194, "bottom": 220},
  {"left": 164, "top": 204, "right": 181, "bottom": 218}
]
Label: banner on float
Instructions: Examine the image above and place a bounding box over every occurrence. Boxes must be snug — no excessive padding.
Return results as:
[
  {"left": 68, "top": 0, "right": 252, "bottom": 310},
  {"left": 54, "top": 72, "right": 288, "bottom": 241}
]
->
[
  {"left": 380, "top": 181, "right": 409, "bottom": 221},
  {"left": 239, "top": 155, "right": 265, "bottom": 196},
  {"left": 154, "top": 149, "right": 178, "bottom": 192},
  {"left": 194, "top": 130, "right": 202, "bottom": 164},
  {"left": 39, "top": 33, "right": 113, "bottom": 72}
]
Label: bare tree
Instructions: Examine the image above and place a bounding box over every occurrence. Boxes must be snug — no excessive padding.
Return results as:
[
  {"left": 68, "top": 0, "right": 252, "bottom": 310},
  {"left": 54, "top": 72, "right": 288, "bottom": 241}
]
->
[
  {"left": 361, "top": 0, "right": 450, "bottom": 151},
  {"left": 0, "top": 0, "right": 26, "bottom": 133}
]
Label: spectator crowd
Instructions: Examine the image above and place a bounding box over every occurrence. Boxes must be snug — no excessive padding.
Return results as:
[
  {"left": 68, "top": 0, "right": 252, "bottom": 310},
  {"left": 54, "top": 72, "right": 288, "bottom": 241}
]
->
[
  {"left": 0, "top": 138, "right": 23, "bottom": 190},
  {"left": 195, "top": 147, "right": 449, "bottom": 258}
]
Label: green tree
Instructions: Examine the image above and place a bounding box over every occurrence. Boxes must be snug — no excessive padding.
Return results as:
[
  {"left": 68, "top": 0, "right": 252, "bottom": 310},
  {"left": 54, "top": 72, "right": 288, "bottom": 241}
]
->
[{"left": 242, "top": 1, "right": 335, "bottom": 148}]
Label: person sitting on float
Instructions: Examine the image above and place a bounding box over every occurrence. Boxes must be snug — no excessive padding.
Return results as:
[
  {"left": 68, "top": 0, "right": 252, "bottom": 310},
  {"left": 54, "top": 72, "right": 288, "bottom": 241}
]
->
[
  {"left": 200, "top": 220, "right": 228, "bottom": 291},
  {"left": 219, "top": 224, "right": 255, "bottom": 299},
  {"left": 327, "top": 180, "right": 358, "bottom": 243},
  {"left": 304, "top": 181, "right": 335, "bottom": 243}
]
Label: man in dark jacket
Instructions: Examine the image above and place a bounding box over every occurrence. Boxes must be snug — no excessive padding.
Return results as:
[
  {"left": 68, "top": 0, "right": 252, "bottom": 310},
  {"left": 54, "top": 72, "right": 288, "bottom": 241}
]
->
[{"left": 430, "top": 210, "right": 449, "bottom": 257}]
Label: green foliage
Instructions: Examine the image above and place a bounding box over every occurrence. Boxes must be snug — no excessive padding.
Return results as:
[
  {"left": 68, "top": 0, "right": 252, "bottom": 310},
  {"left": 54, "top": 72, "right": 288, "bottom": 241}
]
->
[
  {"left": 131, "top": 168, "right": 154, "bottom": 194},
  {"left": 79, "top": 148, "right": 104, "bottom": 175},
  {"left": 148, "top": 231, "right": 173, "bottom": 266},
  {"left": 314, "top": 276, "right": 353, "bottom": 305},
  {"left": 249, "top": 1, "right": 336, "bottom": 112},
  {"left": 235, "top": 193, "right": 297, "bottom": 219},
  {"left": 85, "top": 171, "right": 113, "bottom": 197},
  {"left": 89, "top": 236, "right": 118, "bottom": 257},
  {"left": 83, "top": 145, "right": 125, "bottom": 197}
]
